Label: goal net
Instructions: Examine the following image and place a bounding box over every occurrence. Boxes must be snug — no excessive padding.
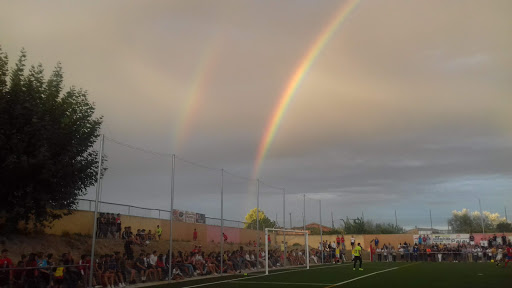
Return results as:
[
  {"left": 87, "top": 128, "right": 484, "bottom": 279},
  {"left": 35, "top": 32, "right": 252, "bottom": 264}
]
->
[{"left": 264, "top": 228, "right": 309, "bottom": 274}]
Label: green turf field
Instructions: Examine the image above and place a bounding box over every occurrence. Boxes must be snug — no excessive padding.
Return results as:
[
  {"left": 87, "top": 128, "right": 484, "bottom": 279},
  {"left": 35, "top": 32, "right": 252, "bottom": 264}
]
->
[{"left": 152, "top": 262, "right": 511, "bottom": 288}]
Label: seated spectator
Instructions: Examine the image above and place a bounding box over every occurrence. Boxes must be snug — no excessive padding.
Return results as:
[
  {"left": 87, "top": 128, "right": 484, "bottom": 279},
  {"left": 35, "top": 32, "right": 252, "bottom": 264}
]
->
[
  {"left": 134, "top": 253, "right": 147, "bottom": 283},
  {"left": 120, "top": 253, "right": 136, "bottom": 285},
  {"left": 156, "top": 254, "right": 168, "bottom": 280}
]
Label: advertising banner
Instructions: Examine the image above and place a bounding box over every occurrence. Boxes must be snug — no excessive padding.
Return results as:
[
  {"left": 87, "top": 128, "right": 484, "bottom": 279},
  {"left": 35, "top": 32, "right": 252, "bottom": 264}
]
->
[
  {"left": 431, "top": 234, "right": 470, "bottom": 245},
  {"left": 173, "top": 209, "right": 184, "bottom": 222},
  {"left": 185, "top": 211, "right": 196, "bottom": 223},
  {"left": 196, "top": 213, "right": 206, "bottom": 224}
]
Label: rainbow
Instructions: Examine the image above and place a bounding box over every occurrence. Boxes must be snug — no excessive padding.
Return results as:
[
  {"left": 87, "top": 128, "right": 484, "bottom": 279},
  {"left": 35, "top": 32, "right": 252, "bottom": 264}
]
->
[
  {"left": 252, "top": 0, "right": 360, "bottom": 179},
  {"left": 172, "top": 40, "right": 222, "bottom": 153}
]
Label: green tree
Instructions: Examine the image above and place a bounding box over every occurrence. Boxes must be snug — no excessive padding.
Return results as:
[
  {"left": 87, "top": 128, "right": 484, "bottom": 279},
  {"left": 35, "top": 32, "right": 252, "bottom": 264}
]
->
[
  {"left": 341, "top": 217, "right": 403, "bottom": 234},
  {"left": 448, "top": 209, "right": 505, "bottom": 233},
  {"left": 244, "top": 208, "right": 277, "bottom": 230},
  {"left": 496, "top": 222, "right": 512, "bottom": 233},
  {"left": 0, "top": 47, "right": 103, "bottom": 233}
]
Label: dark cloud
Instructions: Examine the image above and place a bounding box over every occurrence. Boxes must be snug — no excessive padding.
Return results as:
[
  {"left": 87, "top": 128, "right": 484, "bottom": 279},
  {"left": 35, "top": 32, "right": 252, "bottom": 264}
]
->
[{"left": 1, "top": 0, "right": 510, "bottom": 228}]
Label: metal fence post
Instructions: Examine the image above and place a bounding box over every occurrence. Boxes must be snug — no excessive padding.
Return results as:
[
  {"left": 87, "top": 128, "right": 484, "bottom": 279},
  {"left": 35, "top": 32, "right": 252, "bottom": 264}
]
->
[{"left": 89, "top": 134, "right": 104, "bottom": 288}]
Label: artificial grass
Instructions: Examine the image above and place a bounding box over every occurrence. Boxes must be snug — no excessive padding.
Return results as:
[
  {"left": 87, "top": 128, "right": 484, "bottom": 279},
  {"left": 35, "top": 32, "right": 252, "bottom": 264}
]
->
[{"left": 152, "top": 262, "right": 511, "bottom": 288}]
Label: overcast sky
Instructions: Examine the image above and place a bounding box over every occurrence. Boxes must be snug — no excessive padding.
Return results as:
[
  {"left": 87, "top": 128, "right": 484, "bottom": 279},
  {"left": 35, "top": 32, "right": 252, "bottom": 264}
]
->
[{"left": 1, "top": 0, "right": 511, "bottom": 229}]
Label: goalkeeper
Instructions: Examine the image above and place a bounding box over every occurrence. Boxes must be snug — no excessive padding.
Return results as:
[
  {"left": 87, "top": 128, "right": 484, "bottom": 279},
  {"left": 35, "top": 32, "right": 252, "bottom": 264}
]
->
[{"left": 352, "top": 243, "right": 363, "bottom": 271}]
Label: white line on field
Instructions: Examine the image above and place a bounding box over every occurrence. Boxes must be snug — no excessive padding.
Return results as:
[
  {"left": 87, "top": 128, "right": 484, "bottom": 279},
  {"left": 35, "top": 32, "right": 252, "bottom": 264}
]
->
[
  {"left": 236, "top": 281, "right": 333, "bottom": 286},
  {"left": 181, "top": 264, "right": 350, "bottom": 288},
  {"left": 324, "top": 263, "right": 418, "bottom": 287}
]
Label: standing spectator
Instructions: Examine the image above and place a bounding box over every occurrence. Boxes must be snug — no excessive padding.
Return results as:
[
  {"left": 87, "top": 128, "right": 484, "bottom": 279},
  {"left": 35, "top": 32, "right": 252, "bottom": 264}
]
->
[
  {"left": 53, "top": 260, "right": 65, "bottom": 288},
  {"left": 99, "top": 215, "right": 107, "bottom": 238},
  {"left": 124, "top": 236, "right": 134, "bottom": 260},
  {"left": 350, "top": 236, "right": 355, "bottom": 249},
  {"left": 223, "top": 233, "right": 228, "bottom": 243},
  {"left": 156, "top": 225, "right": 162, "bottom": 240},
  {"left": 25, "top": 253, "right": 39, "bottom": 288},
  {"left": 0, "top": 249, "right": 13, "bottom": 288},
  {"left": 110, "top": 213, "right": 117, "bottom": 239},
  {"left": 193, "top": 229, "right": 198, "bottom": 241},
  {"left": 341, "top": 235, "right": 345, "bottom": 250},
  {"left": 336, "top": 235, "right": 341, "bottom": 248},
  {"left": 374, "top": 237, "right": 379, "bottom": 248},
  {"left": 116, "top": 214, "right": 122, "bottom": 239},
  {"left": 122, "top": 227, "right": 129, "bottom": 240},
  {"left": 418, "top": 235, "right": 423, "bottom": 245}
]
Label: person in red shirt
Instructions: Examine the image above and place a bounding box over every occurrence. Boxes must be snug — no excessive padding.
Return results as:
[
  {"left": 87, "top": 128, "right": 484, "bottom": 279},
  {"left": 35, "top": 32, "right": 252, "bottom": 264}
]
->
[
  {"left": 504, "top": 245, "right": 512, "bottom": 268},
  {"left": 340, "top": 235, "right": 345, "bottom": 250},
  {"left": 268, "top": 234, "right": 271, "bottom": 246},
  {"left": 336, "top": 235, "right": 341, "bottom": 248},
  {"left": 193, "top": 229, "right": 198, "bottom": 241},
  {"left": 223, "top": 233, "right": 228, "bottom": 242},
  {"left": 0, "top": 249, "right": 13, "bottom": 287}
]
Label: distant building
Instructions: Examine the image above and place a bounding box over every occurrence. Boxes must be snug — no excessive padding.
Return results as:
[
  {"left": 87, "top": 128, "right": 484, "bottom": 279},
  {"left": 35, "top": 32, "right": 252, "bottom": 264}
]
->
[
  {"left": 405, "top": 227, "right": 448, "bottom": 234},
  {"left": 304, "top": 223, "right": 332, "bottom": 233}
]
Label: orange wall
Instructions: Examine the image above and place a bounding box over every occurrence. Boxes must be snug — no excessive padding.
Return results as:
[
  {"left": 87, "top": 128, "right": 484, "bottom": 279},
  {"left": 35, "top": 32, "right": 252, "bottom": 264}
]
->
[{"left": 45, "top": 210, "right": 257, "bottom": 244}]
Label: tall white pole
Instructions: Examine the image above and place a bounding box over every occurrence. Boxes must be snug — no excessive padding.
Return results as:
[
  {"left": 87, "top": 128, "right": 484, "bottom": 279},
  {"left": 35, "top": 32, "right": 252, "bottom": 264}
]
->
[
  {"left": 168, "top": 154, "right": 175, "bottom": 282},
  {"left": 394, "top": 210, "right": 398, "bottom": 228},
  {"left": 303, "top": 194, "right": 306, "bottom": 262},
  {"left": 478, "top": 198, "right": 485, "bottom": 235},
  {"left": 430, "top": 209, "right": 433, "bottom": 230},
  {"left": 319, "top": 199, "right": 323, "bottom": 264},
  {"left": 256, "top": 179, "right": 260, "bottom": 261},
  {"left": 305, "top": 231, "right": 309, "bottom": 269},
  {"left": 303, "top": 194, "right": 306, "bottom": 230},
  {"left": 283, "top": 188, "right": 286, "bottom": 267},
  {"left": 265, "top": 229, "right": 269, "bottom": 275},
  {"left": 89, "top": 134, "right": 104, "bottom": 288},
  {"left": 220, "top": 169, "right": 224, "bottom": 275},
  {"left": 505, "top": 206, "right": 508, "bottom": 222}
]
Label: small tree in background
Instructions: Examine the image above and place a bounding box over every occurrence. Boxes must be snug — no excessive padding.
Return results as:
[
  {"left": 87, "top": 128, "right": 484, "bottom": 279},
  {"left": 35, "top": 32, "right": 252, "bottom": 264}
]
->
[
  {"left": 0, "top": 47, "right": 103, "bottom": 233},
  {"left": 244, "top": 208, "right": 277, "bottom": 230},
  {"left": 341, "top": 217, "right": 404, "bottom": 234}
]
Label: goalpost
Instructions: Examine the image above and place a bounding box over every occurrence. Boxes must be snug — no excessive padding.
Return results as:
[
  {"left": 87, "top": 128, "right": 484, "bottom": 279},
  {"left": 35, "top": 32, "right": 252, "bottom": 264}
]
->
[{"left": 265, "top": 228, "right": 309, "bottom": 275}]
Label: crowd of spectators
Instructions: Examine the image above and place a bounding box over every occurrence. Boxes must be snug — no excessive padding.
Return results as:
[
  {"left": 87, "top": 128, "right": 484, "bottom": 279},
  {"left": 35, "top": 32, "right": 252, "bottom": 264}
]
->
[{"left": 371, "top": 234, "right": 512, "bottom": 263}]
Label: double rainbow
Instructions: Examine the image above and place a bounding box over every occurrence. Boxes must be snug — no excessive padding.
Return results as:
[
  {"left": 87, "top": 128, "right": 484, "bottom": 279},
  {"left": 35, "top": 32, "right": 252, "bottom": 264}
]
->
[
  {"left": 252, "top": 0, "right": 360, "bottom": 179},
  {"left": 172, "top": 40, "right": 222, "bottom": 153}
]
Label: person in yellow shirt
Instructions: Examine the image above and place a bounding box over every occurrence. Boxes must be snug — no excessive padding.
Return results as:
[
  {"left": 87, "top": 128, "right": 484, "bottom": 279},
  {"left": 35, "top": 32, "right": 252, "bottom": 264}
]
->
[
  {"left": 352, "top": 243, "right": 363, "bottom": 271},
  {"left": 156, "top": 225, "right": 162, "bottom": 240}
]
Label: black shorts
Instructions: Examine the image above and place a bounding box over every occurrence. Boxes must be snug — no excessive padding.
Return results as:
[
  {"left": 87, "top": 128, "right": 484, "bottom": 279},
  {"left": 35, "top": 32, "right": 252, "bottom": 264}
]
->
[
  {"left": 353, "top": 256, "right": 362, "bottom": 262},
  {"left": 54, "top": 278, "right": 64, "bottom": 286}
]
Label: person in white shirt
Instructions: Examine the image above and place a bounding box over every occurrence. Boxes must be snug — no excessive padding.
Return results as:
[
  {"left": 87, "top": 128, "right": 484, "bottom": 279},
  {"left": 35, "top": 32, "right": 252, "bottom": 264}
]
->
[
  {"left": 149, "top": 251, "right": 158, "bottom": 265},
  {"left": 376, "top": 248, "right": 382, "bottom": 262}
]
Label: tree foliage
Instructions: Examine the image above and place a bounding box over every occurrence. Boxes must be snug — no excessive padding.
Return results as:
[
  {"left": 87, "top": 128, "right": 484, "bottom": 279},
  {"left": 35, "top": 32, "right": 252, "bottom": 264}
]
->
[
  {"left": 341, "top": 217, "right": 404, "bottom": 234},
  {"left": 0, "top": 47, "right": 103, "bottom": 232},
  {"left": 244, "top": 208, "right": 277, "bottom": 230},
  {"left": 448, "top": 209, "right": 508, "bottom": 233}
]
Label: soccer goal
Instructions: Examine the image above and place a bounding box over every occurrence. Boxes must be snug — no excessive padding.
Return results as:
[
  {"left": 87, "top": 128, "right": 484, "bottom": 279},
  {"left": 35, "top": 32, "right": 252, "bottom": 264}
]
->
[{"left": 265, "top": 228, "right": 309, "bottom": 274}]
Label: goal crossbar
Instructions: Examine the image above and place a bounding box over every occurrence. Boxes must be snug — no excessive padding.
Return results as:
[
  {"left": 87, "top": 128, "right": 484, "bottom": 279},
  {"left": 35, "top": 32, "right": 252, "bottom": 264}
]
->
[{"left": 264, "top": 228, "right": 309, "bottom": 274}]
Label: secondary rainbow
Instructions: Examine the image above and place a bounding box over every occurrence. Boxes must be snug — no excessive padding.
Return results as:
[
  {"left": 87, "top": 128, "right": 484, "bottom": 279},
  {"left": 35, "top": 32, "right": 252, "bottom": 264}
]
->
[
  {"left": 252, "top": 0, "right": 360, "bottom": 179},
  {"left": 172, "top": 40, "right": 222, "bottom": 153}
]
